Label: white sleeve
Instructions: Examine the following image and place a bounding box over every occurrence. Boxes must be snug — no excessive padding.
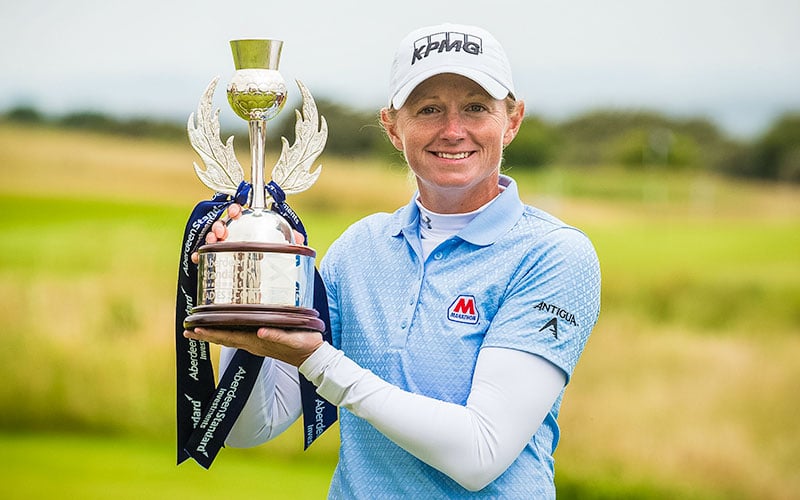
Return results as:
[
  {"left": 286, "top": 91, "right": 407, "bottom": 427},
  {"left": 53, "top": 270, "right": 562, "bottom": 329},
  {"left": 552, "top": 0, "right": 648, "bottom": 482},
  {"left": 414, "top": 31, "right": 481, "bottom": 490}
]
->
[
  {"left": 299, "top": 342, "right": 566, "bottom": 492},
  {"left": 219, "top": 346, "right": 303, "bottom": 448}
]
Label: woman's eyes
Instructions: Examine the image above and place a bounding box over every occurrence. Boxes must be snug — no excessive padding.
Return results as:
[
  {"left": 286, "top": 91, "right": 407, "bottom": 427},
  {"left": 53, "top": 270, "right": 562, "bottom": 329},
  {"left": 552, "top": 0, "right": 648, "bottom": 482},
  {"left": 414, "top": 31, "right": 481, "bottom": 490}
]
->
[
  {"left": 466, "top": 103, "right": 487, "bottom": 112},
  {"left": 417, "top": 103, "right": 488, "bottom": 115}
]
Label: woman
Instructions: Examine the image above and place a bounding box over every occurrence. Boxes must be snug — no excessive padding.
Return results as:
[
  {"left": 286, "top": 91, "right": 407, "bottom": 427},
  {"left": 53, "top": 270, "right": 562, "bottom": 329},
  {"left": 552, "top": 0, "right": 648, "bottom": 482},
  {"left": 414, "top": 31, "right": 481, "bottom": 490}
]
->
[{"left": 186, "top": 23, "right": 601, "bottom": 499}]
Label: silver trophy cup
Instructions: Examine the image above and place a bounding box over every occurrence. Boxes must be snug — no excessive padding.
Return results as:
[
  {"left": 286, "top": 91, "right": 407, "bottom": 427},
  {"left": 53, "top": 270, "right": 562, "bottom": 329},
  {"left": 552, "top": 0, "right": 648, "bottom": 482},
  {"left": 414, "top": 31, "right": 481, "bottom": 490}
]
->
[{"left": 183, "top": 39, "right": 327, "bottom": 332}]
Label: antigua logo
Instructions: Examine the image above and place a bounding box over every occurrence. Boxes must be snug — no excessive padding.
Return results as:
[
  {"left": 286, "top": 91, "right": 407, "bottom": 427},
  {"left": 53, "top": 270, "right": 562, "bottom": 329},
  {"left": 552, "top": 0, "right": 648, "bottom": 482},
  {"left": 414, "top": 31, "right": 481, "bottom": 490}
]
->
[
  {"left": 536, "top": 301, "right": 579, "bottom": 339},
  {"left": 539, "top": 318, "right": 559, "bottom": 339},
  {"left": 534, "top": 301, "right": 578, "bottom": 326},
  {"left": 448, "top": 295, "right": 479, "bottom": 324},
  {"left": 412, "top": 31, "right": 483, "bottom": 65}
]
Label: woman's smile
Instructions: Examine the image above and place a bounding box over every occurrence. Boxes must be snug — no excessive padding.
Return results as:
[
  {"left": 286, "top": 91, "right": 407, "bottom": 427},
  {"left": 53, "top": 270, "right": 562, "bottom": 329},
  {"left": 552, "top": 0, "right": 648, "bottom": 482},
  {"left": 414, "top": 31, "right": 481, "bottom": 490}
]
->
[{"left": 381, "top": 73, "right": 524, "bottom": 213}]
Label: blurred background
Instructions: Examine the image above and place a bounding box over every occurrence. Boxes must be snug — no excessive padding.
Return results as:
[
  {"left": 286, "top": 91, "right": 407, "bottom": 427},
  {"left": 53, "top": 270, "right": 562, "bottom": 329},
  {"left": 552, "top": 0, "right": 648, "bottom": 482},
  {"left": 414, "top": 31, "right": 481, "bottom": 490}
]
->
[{"left": 1, "top": 1, "right": 798, "bottom": 498}]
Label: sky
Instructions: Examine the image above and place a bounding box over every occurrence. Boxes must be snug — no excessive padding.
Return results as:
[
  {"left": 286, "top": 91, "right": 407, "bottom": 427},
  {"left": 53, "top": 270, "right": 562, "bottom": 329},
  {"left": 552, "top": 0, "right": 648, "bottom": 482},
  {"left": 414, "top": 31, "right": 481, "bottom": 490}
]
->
[{"left": 1, "top": 0, "right": 798, "bottom": 138}]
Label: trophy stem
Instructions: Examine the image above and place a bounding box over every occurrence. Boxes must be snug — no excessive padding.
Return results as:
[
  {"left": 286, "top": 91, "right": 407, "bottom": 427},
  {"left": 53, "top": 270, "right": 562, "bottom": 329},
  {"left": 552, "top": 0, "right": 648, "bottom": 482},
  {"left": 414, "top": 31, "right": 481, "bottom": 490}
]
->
[{"left": 249, "top": 119, "right": 268, "bottom": 210}]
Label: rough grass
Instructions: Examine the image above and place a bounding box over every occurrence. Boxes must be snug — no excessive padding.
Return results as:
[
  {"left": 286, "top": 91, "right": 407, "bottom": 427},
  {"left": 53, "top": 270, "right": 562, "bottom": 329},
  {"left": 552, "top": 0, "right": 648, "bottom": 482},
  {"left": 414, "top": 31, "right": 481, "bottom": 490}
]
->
[{"left": 1, "top": 123, "right": 798, "bottom": 498}]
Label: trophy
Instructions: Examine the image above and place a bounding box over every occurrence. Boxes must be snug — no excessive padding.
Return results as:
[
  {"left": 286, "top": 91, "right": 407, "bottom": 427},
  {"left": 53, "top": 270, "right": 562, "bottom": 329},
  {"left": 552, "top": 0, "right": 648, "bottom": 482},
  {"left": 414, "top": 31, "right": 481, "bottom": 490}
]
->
[{"left": 183, "top": 39, "right": 327, "bottom": 332}]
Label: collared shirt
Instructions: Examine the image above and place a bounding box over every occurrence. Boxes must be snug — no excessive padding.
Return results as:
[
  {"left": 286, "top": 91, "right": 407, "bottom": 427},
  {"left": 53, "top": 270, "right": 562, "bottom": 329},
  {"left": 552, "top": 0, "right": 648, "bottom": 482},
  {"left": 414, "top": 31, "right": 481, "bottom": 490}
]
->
[{"left": 320, "top": 175, "right": 601, "bottom": 499}]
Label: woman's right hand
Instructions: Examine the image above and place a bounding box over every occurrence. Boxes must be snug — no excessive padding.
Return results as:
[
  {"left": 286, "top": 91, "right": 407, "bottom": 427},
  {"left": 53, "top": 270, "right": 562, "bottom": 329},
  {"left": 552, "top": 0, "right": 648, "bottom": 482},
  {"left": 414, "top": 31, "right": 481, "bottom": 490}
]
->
[
  {"left": 190, "top": 203, "right": 243, "bottom": 264},
  {"left": 189, "top": 204, "right": 304, "bottom": 264}
]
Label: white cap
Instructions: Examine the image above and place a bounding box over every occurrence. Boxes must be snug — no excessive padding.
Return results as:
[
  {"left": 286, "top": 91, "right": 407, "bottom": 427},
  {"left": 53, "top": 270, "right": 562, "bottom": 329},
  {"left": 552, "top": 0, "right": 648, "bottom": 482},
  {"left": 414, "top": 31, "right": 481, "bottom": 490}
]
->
[{"left": 388, "top": 23, "right": 515, "bottom": 109}]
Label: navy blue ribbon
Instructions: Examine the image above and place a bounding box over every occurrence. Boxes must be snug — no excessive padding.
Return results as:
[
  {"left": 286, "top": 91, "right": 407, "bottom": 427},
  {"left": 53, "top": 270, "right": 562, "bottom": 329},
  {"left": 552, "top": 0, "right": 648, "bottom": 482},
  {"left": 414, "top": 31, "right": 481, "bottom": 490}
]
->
[
  {"left": 303, "top": 269, "right": 338, "bottom": 448},
  {"left": 267, "top": 180, "right": 307, "bottom": 240},
  {"left": 266, "top": 180, "right": 338, "bottom": 449},
  {"left": 175, "top": 181, "right": 337, "bottom": 468},
  {"left": 176, "top": 182, "right": 249, "bottom": 466}
]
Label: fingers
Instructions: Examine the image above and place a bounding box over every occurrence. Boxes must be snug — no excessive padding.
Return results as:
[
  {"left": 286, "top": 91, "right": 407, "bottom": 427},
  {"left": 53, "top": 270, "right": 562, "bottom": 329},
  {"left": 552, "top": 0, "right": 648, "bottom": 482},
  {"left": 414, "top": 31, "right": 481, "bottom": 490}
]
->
[
  {"left": 204, "top": 204, "right": 243, "bottom": 245},
  {"left": 208, "top": 220, "right": 228, "bottom": 243},
  {"left": 205, "top": 216, "right": 229, "bottom": 244},
  {"left": 256, "top": 327, "right": 324, "bottom": 365},
  {"left": 227, "top": 203, "right": 242, "bottom": 220},
  {"left": 196, "top": 205, "right": 306, "bottom": 248},
  {"left": 192, "top": 218, "right": 227, "bottom": 263},
  {"left": 183, "top": 327, "right": 323, "bottom": 367},
  {"left": 188, "top": 204, "right": 244, "bottom": 265},
  {"left": 184, "top": 327, "right": 250, "bottom": 351}
]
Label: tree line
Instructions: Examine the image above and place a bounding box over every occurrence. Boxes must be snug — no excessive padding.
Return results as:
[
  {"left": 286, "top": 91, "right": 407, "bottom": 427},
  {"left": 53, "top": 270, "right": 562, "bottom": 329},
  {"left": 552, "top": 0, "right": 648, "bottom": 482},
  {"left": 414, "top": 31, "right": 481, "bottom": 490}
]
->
[{"left": 3, "top": 102, "right": 799, "bottom": 183}]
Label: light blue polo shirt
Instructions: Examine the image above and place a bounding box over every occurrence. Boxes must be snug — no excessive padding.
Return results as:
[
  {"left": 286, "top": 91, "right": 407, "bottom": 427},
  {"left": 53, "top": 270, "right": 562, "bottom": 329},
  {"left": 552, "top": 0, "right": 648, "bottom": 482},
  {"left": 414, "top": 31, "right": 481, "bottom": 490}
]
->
[{"left": 320, "top": 175, "right": 601, "bottom": 499}]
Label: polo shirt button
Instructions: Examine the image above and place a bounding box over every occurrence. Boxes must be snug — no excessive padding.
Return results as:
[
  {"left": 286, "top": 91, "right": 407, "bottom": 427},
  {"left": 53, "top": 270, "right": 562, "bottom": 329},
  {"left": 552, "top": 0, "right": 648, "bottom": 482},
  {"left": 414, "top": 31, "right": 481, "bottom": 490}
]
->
[
  {"left": 401, "top": 321, "right": 408, "bottom": 329},
  {"left": 433, "top": 252, "right": 443, "bottom": 260}
]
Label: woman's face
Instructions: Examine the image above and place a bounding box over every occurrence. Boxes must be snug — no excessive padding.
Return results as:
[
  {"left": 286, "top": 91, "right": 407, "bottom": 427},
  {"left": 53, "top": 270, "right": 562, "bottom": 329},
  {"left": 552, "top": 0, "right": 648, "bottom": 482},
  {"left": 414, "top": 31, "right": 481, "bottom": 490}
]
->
[{"left": 382, "top": 73, "right": 524, "bottom": 213}]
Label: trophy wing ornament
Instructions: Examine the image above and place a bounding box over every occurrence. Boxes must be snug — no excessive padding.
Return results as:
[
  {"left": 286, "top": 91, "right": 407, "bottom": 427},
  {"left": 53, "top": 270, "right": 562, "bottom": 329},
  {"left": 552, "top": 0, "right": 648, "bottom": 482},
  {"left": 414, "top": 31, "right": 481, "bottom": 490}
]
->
[
  {"left": 272, "top": 80, "right": 327, "bottom": 197},
  {"left": 187, "top": 76, "right": 244, "bottom": 196}
]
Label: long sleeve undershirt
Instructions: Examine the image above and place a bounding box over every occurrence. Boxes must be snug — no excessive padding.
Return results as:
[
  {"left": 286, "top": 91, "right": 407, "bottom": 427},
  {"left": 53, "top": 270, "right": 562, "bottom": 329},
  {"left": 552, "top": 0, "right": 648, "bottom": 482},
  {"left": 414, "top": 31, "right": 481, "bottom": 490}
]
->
[
  {"left": 219, "top": 348, "right": 302, "bottom": 446},
  {"left": 222, "top": 343, "right": 565, "bottom": 491}
]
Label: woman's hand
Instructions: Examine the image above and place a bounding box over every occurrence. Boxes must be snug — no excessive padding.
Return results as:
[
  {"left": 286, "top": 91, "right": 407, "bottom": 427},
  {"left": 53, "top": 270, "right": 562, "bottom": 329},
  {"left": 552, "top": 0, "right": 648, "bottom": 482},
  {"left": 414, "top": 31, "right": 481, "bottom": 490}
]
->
[
  {"left": 185, "top": 202, "right": 319, "bottom": 366},
  {"left": 183, "top": 326, "right": 324, "bottom": 367},
  {"left": 206, "top": 202, "right": 243, "bottom": 244},
  {"left": 190, "top": 204, "right": 304, "bottom": 264},
  {"left": 191, "top": 204, "right": 243, "bottom": 264}
]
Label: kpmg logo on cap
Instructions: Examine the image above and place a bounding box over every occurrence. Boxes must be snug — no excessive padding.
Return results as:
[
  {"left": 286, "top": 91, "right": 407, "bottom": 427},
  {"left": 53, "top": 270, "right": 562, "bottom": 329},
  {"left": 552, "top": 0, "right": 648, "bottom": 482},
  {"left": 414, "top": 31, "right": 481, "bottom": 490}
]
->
[{"left": 412, "top": 31, "right": 483, "bottom": 65}]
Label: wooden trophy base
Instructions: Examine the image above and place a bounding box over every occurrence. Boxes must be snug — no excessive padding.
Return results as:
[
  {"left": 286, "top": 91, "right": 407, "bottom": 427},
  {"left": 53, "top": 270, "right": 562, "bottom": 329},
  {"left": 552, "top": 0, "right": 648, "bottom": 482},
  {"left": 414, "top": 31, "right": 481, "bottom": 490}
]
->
[{"left": 184, "top": 304, "right": 325, "bottom": 332}]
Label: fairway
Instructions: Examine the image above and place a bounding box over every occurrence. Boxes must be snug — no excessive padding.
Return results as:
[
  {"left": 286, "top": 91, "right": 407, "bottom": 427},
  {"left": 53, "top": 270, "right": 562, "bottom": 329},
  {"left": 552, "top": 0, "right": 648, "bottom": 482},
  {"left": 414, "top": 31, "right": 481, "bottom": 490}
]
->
[{"left": 0, "top": 432, "right": 335, "bottom": 500}]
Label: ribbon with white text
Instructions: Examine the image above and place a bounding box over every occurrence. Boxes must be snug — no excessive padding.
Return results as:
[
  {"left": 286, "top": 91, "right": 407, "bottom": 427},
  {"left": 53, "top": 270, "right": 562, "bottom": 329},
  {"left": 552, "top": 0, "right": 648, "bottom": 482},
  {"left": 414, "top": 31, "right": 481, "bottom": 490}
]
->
[
  {"left": 175, "top": 181, "right": 337, "bottom": 468},
  {"left": 175, "top": 183, "right": 249, "bottom": 466}
]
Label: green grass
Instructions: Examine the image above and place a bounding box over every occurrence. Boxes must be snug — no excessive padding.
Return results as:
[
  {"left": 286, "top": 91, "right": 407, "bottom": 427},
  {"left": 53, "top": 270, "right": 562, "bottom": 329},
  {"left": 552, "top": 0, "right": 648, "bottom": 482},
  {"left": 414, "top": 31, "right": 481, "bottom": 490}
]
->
[
  {"left": 0, "top": 432, "right": 335, "bottom": 500},
  {"left": 0, "top": 194, "right": 184, "bottom": 277},
  {"left": 592, "top": 219, "right": 800, "bottom": 333}
]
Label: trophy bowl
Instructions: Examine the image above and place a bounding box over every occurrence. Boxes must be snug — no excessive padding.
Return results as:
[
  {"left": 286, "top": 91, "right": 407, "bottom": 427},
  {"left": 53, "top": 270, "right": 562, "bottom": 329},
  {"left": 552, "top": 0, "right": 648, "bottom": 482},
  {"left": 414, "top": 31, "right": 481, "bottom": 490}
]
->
[
  {"left": 184, "top": 212, "right": 324, "bottom": 332},
  {"left": 182, "top": 39, "right": 327, "bottom": 333}
]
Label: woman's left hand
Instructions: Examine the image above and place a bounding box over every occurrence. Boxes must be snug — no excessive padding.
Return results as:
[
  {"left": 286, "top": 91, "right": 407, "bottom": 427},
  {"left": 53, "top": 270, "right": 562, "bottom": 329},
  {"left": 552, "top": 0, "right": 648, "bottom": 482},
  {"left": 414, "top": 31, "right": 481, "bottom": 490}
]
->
[{"left": 183, "top": 326, "right": 324, "bottom": 367}]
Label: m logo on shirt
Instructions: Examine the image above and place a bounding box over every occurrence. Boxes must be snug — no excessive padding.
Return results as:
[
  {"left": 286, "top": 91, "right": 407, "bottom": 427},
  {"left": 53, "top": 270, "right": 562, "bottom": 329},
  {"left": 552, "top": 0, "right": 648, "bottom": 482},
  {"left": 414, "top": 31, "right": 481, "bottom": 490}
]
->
[{"left": 448, "top": 295, "right": 479, "bottom": 324}]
